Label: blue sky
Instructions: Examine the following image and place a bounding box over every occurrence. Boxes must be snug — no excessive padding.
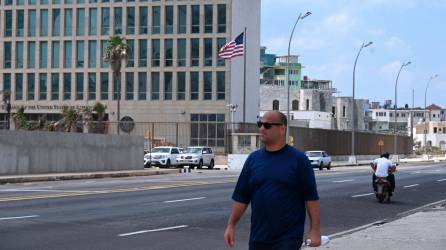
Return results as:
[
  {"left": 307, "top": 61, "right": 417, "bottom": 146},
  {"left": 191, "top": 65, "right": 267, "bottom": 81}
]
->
[{"left": 261, "top": 0, "right": 446, "bottom": 108}]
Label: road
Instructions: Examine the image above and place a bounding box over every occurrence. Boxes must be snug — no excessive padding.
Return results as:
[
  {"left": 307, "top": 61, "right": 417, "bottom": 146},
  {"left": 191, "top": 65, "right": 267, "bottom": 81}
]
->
[{"left": 1, "top": 163, "right": 445, "bottom": 250}]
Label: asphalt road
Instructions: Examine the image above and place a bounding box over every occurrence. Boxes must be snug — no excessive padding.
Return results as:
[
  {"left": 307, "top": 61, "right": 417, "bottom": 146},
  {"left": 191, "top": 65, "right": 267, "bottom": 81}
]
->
[{"left": 1, "top": 163, "right": 445, "bottom": 250}]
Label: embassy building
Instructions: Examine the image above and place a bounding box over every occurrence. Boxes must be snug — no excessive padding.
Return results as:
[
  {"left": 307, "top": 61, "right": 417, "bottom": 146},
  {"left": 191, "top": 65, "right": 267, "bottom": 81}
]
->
[{"left": 0, "top": 0, "right": 260, "bottom": 139}]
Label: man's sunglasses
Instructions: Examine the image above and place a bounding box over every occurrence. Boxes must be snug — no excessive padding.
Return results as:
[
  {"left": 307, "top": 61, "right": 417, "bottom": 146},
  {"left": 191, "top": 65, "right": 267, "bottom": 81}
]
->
[{"left": 257, "top": 121, "right": 283, "bottom": 129}]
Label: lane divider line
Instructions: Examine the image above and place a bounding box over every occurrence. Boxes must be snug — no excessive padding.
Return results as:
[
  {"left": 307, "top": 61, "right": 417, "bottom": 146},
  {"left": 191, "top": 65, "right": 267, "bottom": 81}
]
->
[
  {"left": 163, "top": 197, "right": 206, "bottom": 203},
  {"left": 437, "top": 179, "right": 446, "bottom": 182},
  {"left": 352, "top": 193, "right": 374, "bottom": 198},
  {"left": 404, "top": 184, "right": 419, "bottom": 188},
  {"left": 0, "top": 215, "right": 39, "bottom": 221},
  {"left": 118, "top": 225, "right": 188, "bottom": 237},
  {"left": 333, "top": 179, "right": 355, "bottom": 183}
]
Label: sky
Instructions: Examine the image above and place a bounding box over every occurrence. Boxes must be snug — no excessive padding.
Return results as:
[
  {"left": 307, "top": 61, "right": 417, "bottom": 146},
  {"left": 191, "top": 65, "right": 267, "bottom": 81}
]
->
[{"left": 261, "top": 0, "right": 446, "bottom": 108}]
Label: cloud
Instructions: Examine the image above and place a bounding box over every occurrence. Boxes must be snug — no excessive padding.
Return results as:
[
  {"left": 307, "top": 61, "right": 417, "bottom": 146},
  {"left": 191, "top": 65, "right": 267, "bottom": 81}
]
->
[
  {"left": 368, "top": 28, "right": 386, "bottom": 37},
  {"left": 383, "top": 36, "right": 412, "bottom": 54}
]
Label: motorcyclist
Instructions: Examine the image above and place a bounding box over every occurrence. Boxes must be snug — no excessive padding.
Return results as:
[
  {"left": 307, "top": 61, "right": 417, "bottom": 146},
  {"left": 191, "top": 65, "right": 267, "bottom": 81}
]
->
[{"left": 371, "top": 152, "right": 396, "bottom": 195}]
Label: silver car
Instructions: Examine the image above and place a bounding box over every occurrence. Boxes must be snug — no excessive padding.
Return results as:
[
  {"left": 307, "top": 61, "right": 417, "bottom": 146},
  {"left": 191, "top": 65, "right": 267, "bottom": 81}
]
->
[
  {"left": 176, "top": 147, "right": 215, "bottom": 169},
  {"left": 306, "top": 151, "right": 332, "bottom": 170}
]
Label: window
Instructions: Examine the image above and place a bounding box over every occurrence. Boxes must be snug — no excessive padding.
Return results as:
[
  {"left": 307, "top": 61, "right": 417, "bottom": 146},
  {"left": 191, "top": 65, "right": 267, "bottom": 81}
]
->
[
  {"left": 51, "top": 42, "right": 60, "bottom": 68},
  {"left": 177, "top": 72, "right": 185, "bottom": 100},
  {"left": 89, "top": 8, "right": 97, "bottom": 35},
  {"left": 126, "top": 39, "right": 134, "bottom": 67},
  {"left": 51, "top": 74, "right": 59, "bottom": 100},
  {"left": 151, "top": 39, "right": 160, "bottom": 67},
  {"left": 100, "top": 40, "right": 108, "bottom": 68},
  {"left": 64, "top": 41, "right": 72, "bottom": 68},
  {"left": 39, "top": 74, "right": 47, "bottom": 100},
  {"left": 4, "top": 43, "right": 12, "bottom": 68},
  {"left": 273, "top": 100, "right": 279, "bottom": 110},
  {"left": 434, "top": 127, "right": 438, "bottom": 133},
  {"left": 139, "top": 40, "right": 147, "bottom": 67},
  {"left": 64, "top": 9, "right": 73, "bottom": 36},
  {"left": 191, "top": 38, "right": 200, "bottom": 66},
  {"left": 151, "top": 72, "right": 160, "bottom": 100},
  {"left": 40, "top": 9, "right": 49, "bottom": 36},
  {"left": 100, "top": 73, "right": 108, "bottom": 100},
  {"left": 217, "top": 38, "right": 226, "bottom": 66},
  {"left": 178, "top": 5, "right": 187, "bottom": 34},
  {"left": 76, "top": 41, "right": 84, "bottom": 68},
  {"left": 204, "top": 5, "right": 213, "bottom": 33},
  {"left": 101, "top": 8, "right": 110, "bottom": 35},
  {"left": 63, "top": 73, "right": 71, "bottom": 100},
  {"left": 27, "top": 73, "right": 36, "bottom": 100},
  {"left": 217, "top": 72, "right": 225, "bottom": 100},
  {"left": 52, "top": 9, "right": 61, "bottom": 36},
  {"left": 15, "top": 74, "right": 23, "bottom": 101},
  {"left": 17, "top": 10, "right": 25, "bottom": 37},
  {"left": 27, "top": 42, "right": 36, "bottom": 69},
  {"left": 203, "top": 72, "right": 212, "bottom": 100},
  {"left": 16, "top": 42, "right": 24, "bottom": 68},
  {"left": 3, "top": 74, "right": 11, "bottom": 93},
  {"left": 306, "top": 99, "right": 310, "bottom": 110},
  {"left": 139, "top": 7, "right": 148, "bottom": 34},
  {"left": 343, "top": 106, "right": 346, "bottom": 117},
  {"left": 76, "top": 73, "right": 84, "bottom": 100},
  {"left": 152, "top": 6, "right": 160, "bottom": 34},
  {"left": 190, "top": 72, "right": 199, "bottom": 100},
  {"left": 127, "top": 7, "right": 135, "bottom": 35},
  {"left": 165, "top": 6, "right": 173, "bottom": 34},
  {"left": 190, "top": 113, "right": 225, "bottom": 147},
  {"left": 28, "top": 10, "right": 37, "bottom": 36},
  {"left": 138, "top": 72, "right": 146, "bottom": 100},
  {"left": 5, "top": 10, "right": 13, "bottom": 37},
  {"left": 165, "top": 39, "right": 173, "bottom": 67},
  {"left": 125, "top": 72, "right": 134, "bottom": 100},
  {"left": 217, "top": 5, "right": 226, "bottom": 33},
  {"left": 191, "top": 5, "right": 200, "bottom": 33},
  {"left": 292, "top": 100, "right": 299, "bottom": 111},
  {"left": 114, "top": 7, "right": 122, "bottom": 34},
  {"left": 164, "top": 72, "right": 172, "bottom": 100},
  {"left": 39, "top": 42, "right": 48, "bottom": 68},
  {"left": 88, "top": 73, "right": 96, "bottom": 100},
  {"left": 88, "top": 41, "right": 97, "bottom": 68},
  {"left": 177, "top": 39, "right": 186, "bottom": 67},
  {"left": 76, "top": 8, "right": 85, "bottom": 36},
  {"left": 238, "top": 135, "right": 251, "bottom": 148},
  {"left": 204, "top": 38, "right": 213, "bottom": 66}
]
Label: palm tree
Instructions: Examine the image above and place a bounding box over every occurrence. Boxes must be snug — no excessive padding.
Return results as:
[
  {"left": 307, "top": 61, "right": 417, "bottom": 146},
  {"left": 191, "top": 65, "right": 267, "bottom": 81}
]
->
[
  {"left": 62, "top": 107, "right": 80, "bottom": 132},
  {"left": 104, "top": 35, "right": 129, "bottom": 135},
  {"left": 93, "top": 102, "right": 107, "bottom": 133}
]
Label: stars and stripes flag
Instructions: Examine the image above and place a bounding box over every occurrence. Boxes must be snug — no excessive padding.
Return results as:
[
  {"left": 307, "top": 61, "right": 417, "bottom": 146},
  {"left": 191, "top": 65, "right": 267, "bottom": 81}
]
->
[{"left": 218, "top": 32, "right": 245, "bottom": 59}]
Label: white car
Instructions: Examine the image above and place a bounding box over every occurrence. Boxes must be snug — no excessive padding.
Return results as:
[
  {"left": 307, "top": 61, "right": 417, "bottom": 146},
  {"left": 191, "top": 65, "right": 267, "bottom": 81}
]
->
[
  {"left": 144, "top": 147, "right": 182, "bottom": 168},
  {"left": 176, "top": 147, "right": 215, "bottom": 169},
  {"left": 305, "top": 151, "right": 332, "bottom": 170}
]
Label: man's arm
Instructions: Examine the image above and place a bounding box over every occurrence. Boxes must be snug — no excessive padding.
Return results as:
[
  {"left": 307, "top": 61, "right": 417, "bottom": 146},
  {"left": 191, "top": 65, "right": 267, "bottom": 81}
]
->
[
  {"left": 305, "top": 200, "right": 321, "bottom": 247},
  {"left": 224, "top": 201, "right": 249, "bottom": 248}
]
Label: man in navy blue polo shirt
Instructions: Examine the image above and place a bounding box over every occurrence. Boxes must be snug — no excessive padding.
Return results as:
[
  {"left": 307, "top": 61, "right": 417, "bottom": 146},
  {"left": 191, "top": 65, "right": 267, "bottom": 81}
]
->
[{"left": 224, "top": 111, "right": 321, "bottom": 249}]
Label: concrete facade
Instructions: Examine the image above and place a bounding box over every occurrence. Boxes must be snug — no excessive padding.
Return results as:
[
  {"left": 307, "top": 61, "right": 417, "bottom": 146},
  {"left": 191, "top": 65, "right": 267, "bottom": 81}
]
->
[{"left": 0, "top": 130, "right": 143, "bottom": 175}]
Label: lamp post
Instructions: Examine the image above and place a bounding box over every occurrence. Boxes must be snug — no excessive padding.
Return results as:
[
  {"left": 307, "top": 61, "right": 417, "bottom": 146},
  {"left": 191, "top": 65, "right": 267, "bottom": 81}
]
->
[
  {"left": 1, "top": 90, "right": 11, "bottom": 130},
  {"left": 350, "top": 41, "right": 373, "bottom": 164},
  {"left": 286, "top": 11, "right": 311, "bottom": 143},
  {"left": 393, "top": 61, "right": 411, "bottom": 163},
  {"left": 424, "top": 74, "right": 438, "bottom": 157}
]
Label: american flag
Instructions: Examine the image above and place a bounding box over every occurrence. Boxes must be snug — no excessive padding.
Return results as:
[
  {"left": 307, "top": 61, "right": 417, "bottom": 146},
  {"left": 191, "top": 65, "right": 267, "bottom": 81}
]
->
[{"left": 218, "top": 32, "right": 244, "bottom": 59}]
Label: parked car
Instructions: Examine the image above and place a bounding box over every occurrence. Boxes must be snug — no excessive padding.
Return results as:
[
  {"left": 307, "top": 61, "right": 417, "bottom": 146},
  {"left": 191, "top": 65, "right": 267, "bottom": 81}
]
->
[
  {"left": 305, "top": 151, "right": 332, "bottom": 170},
  {"left": 176, "top": 146, "right": 215, "bottom": 169},
  {"left": 144, "top": 147, "right": 182, "bottom": 168}
]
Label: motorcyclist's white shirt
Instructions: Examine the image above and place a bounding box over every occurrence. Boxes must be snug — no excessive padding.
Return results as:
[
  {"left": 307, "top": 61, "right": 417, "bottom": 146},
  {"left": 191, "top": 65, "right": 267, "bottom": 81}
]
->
[{"left": 373, "top": 157, "right": 393, "bottom": 177}]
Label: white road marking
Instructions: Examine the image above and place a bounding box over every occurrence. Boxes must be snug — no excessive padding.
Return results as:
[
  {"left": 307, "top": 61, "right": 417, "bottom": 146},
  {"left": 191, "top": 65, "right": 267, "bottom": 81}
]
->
[
  {"left": 437, "top": 179, "right": 446, "bottom": 182},
  {"left": 0, "top": 215, "right": 39, "bottom": 221},
  {"left": 118, "top": 225, "right": 188, "bottom": 237},
  {"left": 352, "top": 193, "right": 374, "bottom": 198},
  {"left": 333, "top": 179, "right": 355, "bottom": 183},
  {"left": 163, "top": 197, "right": 206, "bottom": 203},
  {"left": 0, "top": 189, "right": 97, "bottom": 193},
  {"left": 404, "top": 184, "right": 419, "bottom": 188}
]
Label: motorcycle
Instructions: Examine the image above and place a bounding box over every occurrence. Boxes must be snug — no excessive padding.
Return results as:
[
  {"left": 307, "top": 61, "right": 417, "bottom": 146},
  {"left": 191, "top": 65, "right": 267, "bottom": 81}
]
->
[{"left": 371, "top": 163, "right": 397, "bottom": 203}]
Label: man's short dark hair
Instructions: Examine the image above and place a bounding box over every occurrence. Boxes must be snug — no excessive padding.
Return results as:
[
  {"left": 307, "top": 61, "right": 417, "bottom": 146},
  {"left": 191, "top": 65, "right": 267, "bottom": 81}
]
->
[{"left": 381, "top": 152, "right": 390, "bottom": 159}]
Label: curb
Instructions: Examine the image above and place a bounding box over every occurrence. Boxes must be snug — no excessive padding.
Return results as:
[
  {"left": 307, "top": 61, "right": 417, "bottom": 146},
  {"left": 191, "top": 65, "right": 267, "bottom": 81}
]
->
[{"left": 0, "top": 169, "right": 178, "bottom": 185}]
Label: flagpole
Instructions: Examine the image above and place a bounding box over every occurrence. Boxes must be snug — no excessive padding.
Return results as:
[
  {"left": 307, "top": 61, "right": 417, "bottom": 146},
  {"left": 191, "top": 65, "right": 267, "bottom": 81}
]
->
[{"left": 243, "top": 27, "right": 247, "bottom": 123}]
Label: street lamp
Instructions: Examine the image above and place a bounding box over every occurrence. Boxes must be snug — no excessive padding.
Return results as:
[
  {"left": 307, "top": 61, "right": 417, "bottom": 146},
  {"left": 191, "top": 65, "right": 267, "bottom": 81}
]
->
[
  {"left": 1, "top": 90, "right": 11, "bottom": 130},
  {"left": 393, "top": 61, "right": 411, "bottom": 163},
  {"left": 286, "top": 11, "right": 311, "bottom": 143},
  {"left": 424, "top": 74, "right": 438, "bottom": 157},
  {"left": 350, "top": 41, "right": 373, "bottom": 164}
]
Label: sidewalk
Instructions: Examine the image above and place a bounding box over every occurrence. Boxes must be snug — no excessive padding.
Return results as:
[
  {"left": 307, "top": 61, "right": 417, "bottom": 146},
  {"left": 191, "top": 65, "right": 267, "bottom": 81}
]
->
[{"left": 320, "top": 201, "right": 446, "bottom": 250}]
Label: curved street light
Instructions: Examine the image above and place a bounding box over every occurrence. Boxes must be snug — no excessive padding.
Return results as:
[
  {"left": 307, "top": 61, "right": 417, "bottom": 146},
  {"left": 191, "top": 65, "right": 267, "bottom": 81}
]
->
[
  {"left": 393, "top": 61, "right": 411, "bottom": 163},
  {"left": 350, "top": 41, "right": 373, "bottom": 164},
  {"left": 286, "top": 11, "right": 311, "bottom": 143},
  {"left": 424, "top": 74, "right": 438, "bottom": 156}
]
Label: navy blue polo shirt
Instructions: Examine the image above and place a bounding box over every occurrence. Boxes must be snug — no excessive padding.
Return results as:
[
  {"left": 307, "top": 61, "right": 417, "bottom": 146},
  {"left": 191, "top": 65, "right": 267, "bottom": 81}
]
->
[{"left": 232, "top": 144, "right": 319, "bottom": 244}]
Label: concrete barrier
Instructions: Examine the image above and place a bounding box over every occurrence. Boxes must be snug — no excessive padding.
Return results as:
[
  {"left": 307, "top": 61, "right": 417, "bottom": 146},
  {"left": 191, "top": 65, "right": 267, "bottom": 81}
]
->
[{"left": 0, "top": 130, "right": 144, "bottom": 175}]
